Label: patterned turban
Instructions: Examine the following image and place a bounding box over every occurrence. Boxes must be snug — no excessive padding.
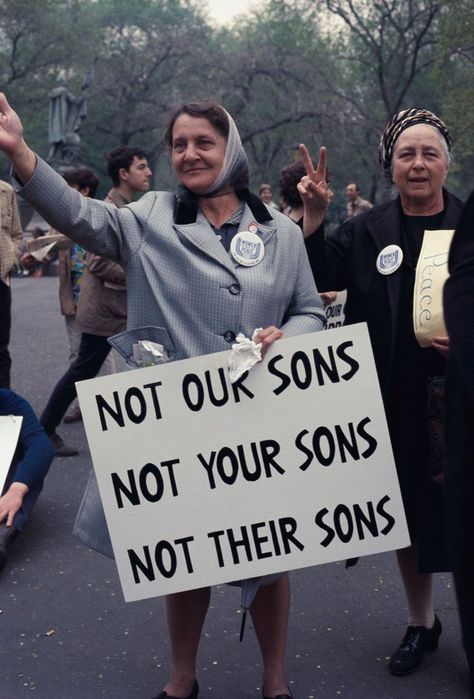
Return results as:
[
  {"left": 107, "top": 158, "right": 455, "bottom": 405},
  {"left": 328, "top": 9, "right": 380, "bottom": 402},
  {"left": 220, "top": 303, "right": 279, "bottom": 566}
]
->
[{"left": 378, "top": 108, "right": 452, "bottom": 182}]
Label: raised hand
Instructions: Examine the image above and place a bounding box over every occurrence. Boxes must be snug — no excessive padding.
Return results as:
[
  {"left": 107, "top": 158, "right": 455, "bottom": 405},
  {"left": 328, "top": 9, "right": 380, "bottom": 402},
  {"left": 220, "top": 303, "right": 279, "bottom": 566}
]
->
[
  {"left": 0, "top": 93, "right": 24, "bottom": 156},
  {"left": 0, "top": 92, "right": 36, "bottom": 182},
  {"left": 297, "top": 143, "right": 331, "bottom": 237}
]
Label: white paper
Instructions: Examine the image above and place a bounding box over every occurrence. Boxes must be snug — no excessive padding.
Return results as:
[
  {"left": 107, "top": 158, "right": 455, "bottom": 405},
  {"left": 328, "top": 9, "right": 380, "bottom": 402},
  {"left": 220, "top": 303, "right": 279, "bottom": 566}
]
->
[
  {"left": 0, "top": 416, "right": 23, "bottom": 493},
  {"left": 30, "top": 241, "right": 57, "bottom": 262}
]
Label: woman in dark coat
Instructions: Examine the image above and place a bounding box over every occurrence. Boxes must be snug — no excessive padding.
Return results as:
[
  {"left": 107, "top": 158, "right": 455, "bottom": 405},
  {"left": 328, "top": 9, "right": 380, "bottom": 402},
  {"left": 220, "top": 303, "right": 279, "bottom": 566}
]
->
[
  {"left": 298, "top": 109, "right": 464, "bottom": 677},
  {"left": 444, "top": 188, "right": 474, "bottom": 697}
]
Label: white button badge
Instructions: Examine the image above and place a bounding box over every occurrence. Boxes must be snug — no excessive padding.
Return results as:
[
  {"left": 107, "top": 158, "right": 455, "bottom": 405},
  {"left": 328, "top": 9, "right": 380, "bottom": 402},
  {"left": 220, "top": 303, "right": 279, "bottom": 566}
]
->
[
  {"left": 376, "top": 245, "right": 403, "bottom": 275},
  {"left": 231, "top": 230, "right": 265, "bottom": 267}
]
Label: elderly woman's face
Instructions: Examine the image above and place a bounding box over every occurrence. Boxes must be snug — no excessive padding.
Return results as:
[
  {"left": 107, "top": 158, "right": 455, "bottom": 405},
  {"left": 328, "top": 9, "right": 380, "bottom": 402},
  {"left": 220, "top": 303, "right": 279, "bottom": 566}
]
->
[
  {"left": 391, "top": 124, "right": 449, "bottom": 206},
  {"left": 171, "top": 114, "right": 227, "bottom": 194}
]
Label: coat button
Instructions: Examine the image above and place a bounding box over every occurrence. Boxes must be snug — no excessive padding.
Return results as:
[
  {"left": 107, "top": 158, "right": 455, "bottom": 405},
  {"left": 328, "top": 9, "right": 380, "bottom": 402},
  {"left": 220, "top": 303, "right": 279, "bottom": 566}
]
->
[
  {"left": 224, "top": 331, "right": 236, "bottom": 343},
  {"left": 229, "top": 284, "right": 241, "bottom": 295}
]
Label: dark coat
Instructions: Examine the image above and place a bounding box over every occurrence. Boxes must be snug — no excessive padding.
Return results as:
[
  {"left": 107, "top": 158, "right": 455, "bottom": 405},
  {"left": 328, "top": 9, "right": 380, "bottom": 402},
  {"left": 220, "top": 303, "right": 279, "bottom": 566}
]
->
[
  {"left": 305, "top": 189, "right": 464, "bottom": 572},
  {"left": 444, "top": 188, "right": 474, "bottom": 653},
  {"left": 305, "top": 189, "right": 464, "bottom": 395}
]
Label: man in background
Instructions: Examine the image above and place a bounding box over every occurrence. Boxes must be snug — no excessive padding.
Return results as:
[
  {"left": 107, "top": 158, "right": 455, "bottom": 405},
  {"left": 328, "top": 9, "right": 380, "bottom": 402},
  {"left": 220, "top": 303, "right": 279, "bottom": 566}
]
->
[
  {"left": 39, "top": 146, "right": 152, "bottom": 456},
  {"left": 345, "top": 182, "right": 373, "bottom": 220}
]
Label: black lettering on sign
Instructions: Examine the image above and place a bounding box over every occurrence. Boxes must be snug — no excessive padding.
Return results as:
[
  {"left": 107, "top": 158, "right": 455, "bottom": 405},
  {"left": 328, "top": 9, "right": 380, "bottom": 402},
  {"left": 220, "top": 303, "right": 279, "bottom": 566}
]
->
[
  {"left": 111, "top": 459, "right": 180, "bottom": 508},
  {"left": 95, "top": 380, "right": 163, "bottom": 431},
  {"left": 197, "top": 440, "right": 284, "bottom": 490},
  {"left": 314, "top": 495, "right": 396, "bottom": 547},
  {"left": 267, "top": 341, "right": 360, "bottom": 396},
  {"left": 182, "top": 367, "right": 255, "bottom": 412},
  {"left": 207, "top": 517, "right": 304, "bottom": 567},
  {"left": 295, "top": 417, "right": 378, "bottom": 470},
  {"left": 128, "top": 535, "right": 195, "bottom": 583}
]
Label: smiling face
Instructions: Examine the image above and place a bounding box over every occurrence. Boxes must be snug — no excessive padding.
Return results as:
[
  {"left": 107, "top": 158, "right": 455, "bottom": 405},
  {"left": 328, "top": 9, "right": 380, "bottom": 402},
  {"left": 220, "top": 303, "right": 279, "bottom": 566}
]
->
[
  {"left": 260, "top": 186, "right": 273, "bottom": 204},
  {"left": 391, "top": 124, "right": 449, "bottom": 212},
  {"left": 171, "top": 114, "right": 227, "bottom": 195}
]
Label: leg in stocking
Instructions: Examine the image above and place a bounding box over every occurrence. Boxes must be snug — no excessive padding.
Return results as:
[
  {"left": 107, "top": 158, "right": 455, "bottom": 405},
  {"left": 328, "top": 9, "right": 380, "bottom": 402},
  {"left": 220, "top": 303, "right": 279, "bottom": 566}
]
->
[
  {"left": 250, "top": 573, "right": 291, "bottom": 698},
  {"left": 396, "top": 544, "right": 435, "bottom": 628},
  {"left": 163, "top": 587, "right": 210, "bottom": 697}
]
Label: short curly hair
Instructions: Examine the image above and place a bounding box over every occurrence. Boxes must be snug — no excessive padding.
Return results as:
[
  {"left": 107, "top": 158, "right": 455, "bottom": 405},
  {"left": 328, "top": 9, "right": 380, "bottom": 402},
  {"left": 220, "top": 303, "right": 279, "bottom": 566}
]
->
[{"left": 279, "top": 160, "right": 307, "bottom": 209}]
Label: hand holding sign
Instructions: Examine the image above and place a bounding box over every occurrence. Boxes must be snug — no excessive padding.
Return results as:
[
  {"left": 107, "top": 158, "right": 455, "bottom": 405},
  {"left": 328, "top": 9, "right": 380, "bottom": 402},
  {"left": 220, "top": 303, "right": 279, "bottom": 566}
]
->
[{"left": 297, "top": 144, "right": 331, "bottom": 237}]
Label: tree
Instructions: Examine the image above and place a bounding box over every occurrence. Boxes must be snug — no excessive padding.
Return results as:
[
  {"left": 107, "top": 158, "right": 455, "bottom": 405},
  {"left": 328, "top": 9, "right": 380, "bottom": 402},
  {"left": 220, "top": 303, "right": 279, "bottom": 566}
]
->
[
  {"left": 316, "top": 0, "right": 442, "bottom": 199},
  {"left": 436, "top": 0, "right": 474, "bottom": 197}
]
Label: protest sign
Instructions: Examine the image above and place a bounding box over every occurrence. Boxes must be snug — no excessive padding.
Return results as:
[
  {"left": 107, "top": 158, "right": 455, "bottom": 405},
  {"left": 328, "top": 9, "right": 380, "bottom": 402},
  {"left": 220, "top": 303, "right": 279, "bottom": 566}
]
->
[
  {"left": 76, "top": 323, "right": 409, "bottom": 603},
  {"left": 325, "top": 290, "right": 346, "bottom": 329},
  {"left": 0, "top": 416, "right": 23, "bottom": 492},
  {"left": 413, "top": 229, "right": 455, "bottom": 347}
]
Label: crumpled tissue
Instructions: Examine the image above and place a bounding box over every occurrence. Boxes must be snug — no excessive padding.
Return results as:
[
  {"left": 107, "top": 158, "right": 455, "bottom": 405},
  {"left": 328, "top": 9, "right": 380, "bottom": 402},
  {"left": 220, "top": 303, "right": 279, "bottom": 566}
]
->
[
  {"left": 228, "top": 328, "right": 262, "bottom": 383},
  {"left": 132, "top": 340, "right": 167, "bottom": 367}
]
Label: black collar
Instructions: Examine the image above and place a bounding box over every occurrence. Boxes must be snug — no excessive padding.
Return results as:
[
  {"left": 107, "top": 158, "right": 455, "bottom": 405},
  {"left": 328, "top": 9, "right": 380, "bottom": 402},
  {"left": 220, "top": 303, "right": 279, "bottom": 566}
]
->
[{"left": 174, "top": 189, "right": 274, "bottom": 225}]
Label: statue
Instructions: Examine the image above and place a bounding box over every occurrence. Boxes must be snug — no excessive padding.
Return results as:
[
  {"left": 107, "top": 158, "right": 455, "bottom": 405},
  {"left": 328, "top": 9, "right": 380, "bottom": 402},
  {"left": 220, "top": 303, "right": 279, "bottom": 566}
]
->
[{"left": 47, "top": 67, "right": 94, "bottom": 167}]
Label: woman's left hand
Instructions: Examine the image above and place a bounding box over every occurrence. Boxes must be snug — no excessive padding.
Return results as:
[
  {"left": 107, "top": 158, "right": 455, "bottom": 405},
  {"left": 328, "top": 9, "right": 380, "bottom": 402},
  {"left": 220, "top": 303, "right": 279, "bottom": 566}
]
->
[
  {"left": 255, "top": 326, "right": 286, "bottom": 358},
  {"left": 432, "top": 335, "right": 450, "bottom": 358}
]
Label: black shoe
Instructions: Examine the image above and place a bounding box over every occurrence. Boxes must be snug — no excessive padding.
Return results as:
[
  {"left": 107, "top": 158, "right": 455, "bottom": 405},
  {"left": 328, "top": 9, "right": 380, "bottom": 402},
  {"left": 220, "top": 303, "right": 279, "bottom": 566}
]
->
[
  {"left": 0, "top": 523, "right": 19, "bottom": 572},
  {"left": 389, "top": 615, "right": 442, "bottom": 675},
  {"left": 152, "top": 680, "right": 199, "bottom": 699},
  {"left": 49, "top": 431, "right": 78, "bottom": 457},
  {"left": 262, "top": 690, "right": 293, "bottom": 699}
]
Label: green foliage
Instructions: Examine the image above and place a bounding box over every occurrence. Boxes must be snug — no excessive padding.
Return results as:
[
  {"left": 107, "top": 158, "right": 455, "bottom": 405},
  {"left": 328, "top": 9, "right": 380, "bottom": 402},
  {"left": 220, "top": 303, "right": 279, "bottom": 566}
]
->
[
  {"left": 0, "top": 0, "right": 472, "bottom": 202},
  {"left": 435, "top": 0, "right": 474, "bottom": 198}
]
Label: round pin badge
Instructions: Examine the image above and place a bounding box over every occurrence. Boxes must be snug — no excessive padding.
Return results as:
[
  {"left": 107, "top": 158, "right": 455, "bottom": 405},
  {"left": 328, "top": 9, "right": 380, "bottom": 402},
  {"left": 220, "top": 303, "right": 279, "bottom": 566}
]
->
[
  {"left": 230, "top": 230, "right": 265, "bottom": 267},
  {"left": 248, "top": 223, "right": 258, "bottom": 234},
  {"left": 376, "top": 245, "right": 403, "bottom": 275}
]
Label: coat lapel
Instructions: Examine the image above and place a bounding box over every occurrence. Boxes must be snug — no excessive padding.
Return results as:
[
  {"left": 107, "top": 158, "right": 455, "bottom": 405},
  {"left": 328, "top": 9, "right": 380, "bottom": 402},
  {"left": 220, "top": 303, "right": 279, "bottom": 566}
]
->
[
  {"left": 367, "top": 197, "right": 403, "bottom": 333},
  {"left": 173, "top": 217, "right": 238, "bottom": 275},
  {"left": 173, "top": 191, "right": 277, "bottom": 274}
]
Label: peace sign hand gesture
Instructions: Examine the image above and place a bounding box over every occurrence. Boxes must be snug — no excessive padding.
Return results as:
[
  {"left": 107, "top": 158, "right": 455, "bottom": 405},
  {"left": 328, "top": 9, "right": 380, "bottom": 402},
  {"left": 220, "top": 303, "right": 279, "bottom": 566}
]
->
[
  {"left": 0, "top": 92, "right": 36, "bottom": 182},
  {"left": 297, "top": 143, "right": 331, "bottom": 237}
]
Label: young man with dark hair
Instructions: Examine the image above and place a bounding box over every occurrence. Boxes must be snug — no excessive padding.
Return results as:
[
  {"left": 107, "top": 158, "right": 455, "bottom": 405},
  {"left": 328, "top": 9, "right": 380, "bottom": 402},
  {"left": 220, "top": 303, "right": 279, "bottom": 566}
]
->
[{"left": 105, "top": 146, "right": 151, "bottom": 205}]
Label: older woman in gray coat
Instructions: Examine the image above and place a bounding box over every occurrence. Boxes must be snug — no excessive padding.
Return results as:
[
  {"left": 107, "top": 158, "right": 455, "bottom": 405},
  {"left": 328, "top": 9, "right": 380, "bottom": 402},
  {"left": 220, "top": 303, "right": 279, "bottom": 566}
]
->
[{"left": 0, "top": 93, "right": 326, "bottom": 699}]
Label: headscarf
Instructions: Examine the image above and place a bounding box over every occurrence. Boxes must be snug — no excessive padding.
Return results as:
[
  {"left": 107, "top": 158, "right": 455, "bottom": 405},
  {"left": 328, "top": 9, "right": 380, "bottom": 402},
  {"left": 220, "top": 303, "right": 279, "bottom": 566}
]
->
[
  {"left": 378, "top": 108, "right": 452, "bottom": 182},
  {"left": 177, "top": 107, "right": 249, "bottom": 203}
]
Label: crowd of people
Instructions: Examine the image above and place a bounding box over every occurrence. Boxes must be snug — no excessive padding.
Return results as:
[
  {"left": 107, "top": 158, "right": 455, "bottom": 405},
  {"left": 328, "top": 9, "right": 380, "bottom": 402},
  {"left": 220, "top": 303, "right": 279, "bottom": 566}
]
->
[{"left": 0, "top": 91, "right": 473, "bottom": 699}]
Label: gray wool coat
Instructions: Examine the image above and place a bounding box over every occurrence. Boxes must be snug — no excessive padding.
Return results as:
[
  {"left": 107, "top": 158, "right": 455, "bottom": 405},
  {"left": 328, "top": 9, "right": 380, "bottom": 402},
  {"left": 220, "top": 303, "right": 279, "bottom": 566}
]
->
[{"left": 15, "top": 157, "right": 326, "bottom": 555}]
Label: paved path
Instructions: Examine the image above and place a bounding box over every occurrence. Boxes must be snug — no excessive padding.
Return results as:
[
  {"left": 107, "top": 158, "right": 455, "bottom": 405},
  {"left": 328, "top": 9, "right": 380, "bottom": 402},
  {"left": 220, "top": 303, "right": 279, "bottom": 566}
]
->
[{"left": 1, "top": 276, "right": 470, "bottom": 698}]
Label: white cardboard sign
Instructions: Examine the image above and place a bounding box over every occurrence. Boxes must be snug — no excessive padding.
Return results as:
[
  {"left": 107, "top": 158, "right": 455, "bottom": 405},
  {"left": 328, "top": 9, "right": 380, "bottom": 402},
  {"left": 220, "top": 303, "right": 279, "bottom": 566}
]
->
[
  {"left": 325, "top": 290, "right": 347, "bottom": 329},
  {"left": 0, "top": 416, "right": 23, "bottom": 493},
  {"left": 76, "top": 324, "right": 409, "bottom": 602}
]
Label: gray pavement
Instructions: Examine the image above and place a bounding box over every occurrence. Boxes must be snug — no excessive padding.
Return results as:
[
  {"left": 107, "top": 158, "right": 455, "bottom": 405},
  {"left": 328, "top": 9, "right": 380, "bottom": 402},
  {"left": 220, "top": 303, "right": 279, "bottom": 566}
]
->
[{"left": 1, "top": 275, "right": 471, "bottom": 699}]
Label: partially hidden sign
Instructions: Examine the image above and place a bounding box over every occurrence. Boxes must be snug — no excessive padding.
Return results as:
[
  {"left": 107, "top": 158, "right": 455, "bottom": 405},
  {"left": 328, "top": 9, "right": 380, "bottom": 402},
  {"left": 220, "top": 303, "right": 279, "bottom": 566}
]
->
[
  {"left": 0, "top": 415, "right": 23, "bottom": 493},
  {"left": 76, "top": 323, "right": 409, "bottom": 602}
]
